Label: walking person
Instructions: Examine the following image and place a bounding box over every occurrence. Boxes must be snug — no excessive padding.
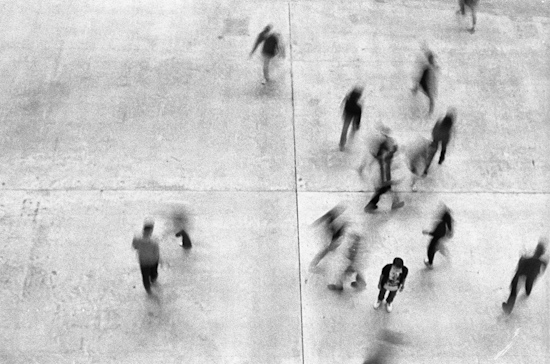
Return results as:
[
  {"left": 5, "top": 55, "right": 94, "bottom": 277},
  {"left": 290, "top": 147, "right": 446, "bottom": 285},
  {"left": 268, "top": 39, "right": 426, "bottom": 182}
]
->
[
  {"left": 424, "top": 107, "right": 456, "bottom": 175},
  {"left": 405, "top": 136, "right": 435, "bottom": 191},
  {"left": 339, "top": 87, "right": 363, "bottom": 151},
  {"left": 502, "top": 239, "right": 548, "bottom": 314},
  {"left": 412, "top": 49, "right": 438, "bottom": 115},
  {"left": 310, "top": 205, "right": 347, "bottom": 271},
  {"left": 457, "top": 0, "right": 480, "bottom": 33},
  {"left": 423, "top": 205, "right": 453, "bottom": 269},
  {"left": 249, "top": 24, "right": 285, "bottom": 84},
  {"left": 364, "top": 127, "right": 404, "bottom": 212},
  {"left": 132, "top": 220, "right": 160, "bottom": 294},
  {"left": 327, "top": 233, "right": 367, "bottom": 291},
  {"left": 374, "top": 257, "right": 408, "bottom": 313}
]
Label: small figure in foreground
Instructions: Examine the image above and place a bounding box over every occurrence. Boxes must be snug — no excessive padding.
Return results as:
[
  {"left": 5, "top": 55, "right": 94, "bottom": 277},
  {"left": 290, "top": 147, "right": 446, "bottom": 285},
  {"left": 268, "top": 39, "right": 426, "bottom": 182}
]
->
[
  {"left": 412, "top": 49, "right": 438, "bottom": 115},
  {"left": 327, "top": 233, "right": 367, "bottom": 292},
  {"left": 502, "top": 239, "right": 548, "bottom": 314},
  {"left": 423, "top": 204, "right": 453, "bottom": 269},
  {"left": 374, "top": 257, "right": 408, "bottom": 313},
  {"left": 250, "top": 24, "right": 285, "bottom": 84},
  {"left": 457, "top": 0, "right": 480, "bottom": 33},
  {"left": 364, "top": 127, "right": 404, "bottom": 212},
  {"left": 310, "top": 205, "right": 346, "bottom": 270},
  {"left": 424, "top": 107, "right": 456, "bottom": 175},
  {"left": 339, "top": 87, "right": 363, "bottom": 151},
  {"left": 132, "top": 220, "right": 160, "bottom": 294}
]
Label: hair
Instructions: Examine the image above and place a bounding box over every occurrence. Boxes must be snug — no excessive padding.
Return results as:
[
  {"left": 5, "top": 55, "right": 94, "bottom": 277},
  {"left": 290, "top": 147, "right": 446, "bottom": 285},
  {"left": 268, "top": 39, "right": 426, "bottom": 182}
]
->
[
  {"left": 393, "top": 257, "right": 404, "bottom": 268},
  {"left": 535, "top": 240, "right": 547, "bottom": 257},
  {"left": 143, "top": 219, "right": 154, "bottom": 232}
]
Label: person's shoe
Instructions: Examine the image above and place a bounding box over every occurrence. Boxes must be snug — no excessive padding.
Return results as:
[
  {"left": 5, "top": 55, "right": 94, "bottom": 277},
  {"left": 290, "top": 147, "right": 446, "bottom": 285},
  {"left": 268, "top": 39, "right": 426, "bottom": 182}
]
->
[
  {"left": 373, "top": 300, "right": 382, "bottom": 309},
  {"left": 468, "top": 27, "right": 475, "bottom": 34},
  {"left": 424, "top": 258, "right": 433, "bottom": 269},
  {"left": 328, "top": 284, "right": 344, "bottom": 291},
  {"left": 502, "top": 302, "right": 512, "bottom": 315},
  {"left": 411, "top": 184, "right": 418, "bottom": 192},
  {"left": 386, "top": 302, "right": 393, "bottom": 313},
  {"left": 351, "top": 281, "right": 366, "bottom": 291},
  {"left": 391, "top": 201, "right": 405, "bottom": 210},
  {"left": 438, "top": 159, "right": 444, "bottom": 165}
]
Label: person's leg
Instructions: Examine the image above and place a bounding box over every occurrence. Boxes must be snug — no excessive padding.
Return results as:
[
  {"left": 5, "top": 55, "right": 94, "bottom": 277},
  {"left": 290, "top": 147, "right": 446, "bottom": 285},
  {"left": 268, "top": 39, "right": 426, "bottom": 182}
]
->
[
  {"left": 386, "top": 290, "right": 397, "bottom": 304},
  {"left": 457, "top": 0, "right": 465, "bottom": 15},
  {"left": 439, "top": 140, "right": 448, "bottom": 164},
  {"left": 503, "top": 273, "right": 520, "bottom": 313},
  {"left": 525, "top": 274, "right": 536, "bottom": 296},
  {"left": 423, "top": 141, "right": 438, "bottom": 175},
  {"left": 262, "top": 56, "right": 271, "bottom": 82},
  {"left": 140, "top": 265, "right": 152, "bottom": 293},
  {"left": 470, "top": 5, "right": 477, "bottom": 32},
  {"left": 351, "top": 271, "right": 367, "bottom": 290},
  {"left": 428, "top": 92, "right": 435, "bottom": 115},
  {"left": 339, "top": 115, "right": 352, "bottom": 151},
  {"left": 426, "top": 237, "right": 439, "bottom": 266},
  {"left": 150, "top": 262, "right": 158, "bottom": 284},
  {"left": 365, "top": 185, "right": 391, "bottom": 211}
]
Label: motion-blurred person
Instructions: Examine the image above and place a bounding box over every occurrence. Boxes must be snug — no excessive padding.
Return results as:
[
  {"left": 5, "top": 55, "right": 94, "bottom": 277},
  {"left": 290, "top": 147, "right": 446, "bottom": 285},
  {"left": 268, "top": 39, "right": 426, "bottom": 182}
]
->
[
  {"left": 457, "top": 0, "right": 479, "bottom": 33},
  {"left": 327, "top": 233, "right": 367, "bottom": 291},
  {"left": 132, "top": 220, "right": 160, "bottom": 294},
  {"left": 170, "top": 209, "right": 193, "bottom": 249},
  {"left": 374, "top": 257, "right": 408, "bottom": 313},
  {"left": 363, "top": 329, "right": 406, "bottom": 364},
  {"left": 412, "top": 49, "right": 438, "bottom": 115},
  {"left": 339, "top": 87, "right": 363, "bottom": 151},
  {"left": 424, "top": 107, "right": 456, "bottom": 175},
  {"left": 250, "top": 24, "right": 285, "bottom": 84},
  {"left": 404, "top": 136, "right": 435, "bottom": 191},
  {"left": 422, "top": 205, "right": 453, "bottom": 269},
  {"left": 310, "top": 205, "right": 346, "bottom": 270},
  {"left": 502, "top": 239, "right": 548, "bottom": 314},
  {"left": 364, "top": 127, "right": 404, "bottom": 212}
]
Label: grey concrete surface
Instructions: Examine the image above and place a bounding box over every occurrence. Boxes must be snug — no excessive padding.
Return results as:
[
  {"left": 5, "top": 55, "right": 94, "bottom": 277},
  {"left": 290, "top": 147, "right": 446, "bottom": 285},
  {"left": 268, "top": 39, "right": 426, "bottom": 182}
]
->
[{"left": 0, "top": 0, "right": 548, "bottom": 363}]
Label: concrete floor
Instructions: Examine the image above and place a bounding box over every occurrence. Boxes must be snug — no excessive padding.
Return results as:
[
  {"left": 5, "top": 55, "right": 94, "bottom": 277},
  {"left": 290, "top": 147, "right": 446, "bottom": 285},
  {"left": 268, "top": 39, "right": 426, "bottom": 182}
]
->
[{"left": 0, "top": 0, "right": 548, "bottom": 363}]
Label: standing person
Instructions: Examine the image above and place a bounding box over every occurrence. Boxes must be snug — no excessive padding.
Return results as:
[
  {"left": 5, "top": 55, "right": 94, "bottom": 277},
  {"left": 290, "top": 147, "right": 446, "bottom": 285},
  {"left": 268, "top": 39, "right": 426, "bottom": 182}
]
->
[
  {"left": 457, "top": 0, "right": 480, "bottom": 33},
  {"left": 424, "top": 107, "right": 456, "bottom": 175},
  {"left": 502, "top": 239, "right": 548, "bottom": 314},
  {"left": 412, "top": 50, "right": 438, "bottom": 115},
  {"left": 374, "top": 257, "right": 408, "bottom": 313},
  {"left": 339, "top": 87, "right": 363, "bottom": 151},
  {"left": 310, "top": 205, "right": 347, "bottom": 270},
  {"left": 422, "top": 205, "right": 453, "bottom": 269},
  {"left": 327, "top": 233, "right": 367, "bottom": 291},
  {"left": 364, "top": 127, "right": 404, "bottom": 212},
  {"left": 132, "top": 220, "right": 160, "bottom": 294},
  {"left": 249, "top": 24, "right": 285, "bottom": 84}
]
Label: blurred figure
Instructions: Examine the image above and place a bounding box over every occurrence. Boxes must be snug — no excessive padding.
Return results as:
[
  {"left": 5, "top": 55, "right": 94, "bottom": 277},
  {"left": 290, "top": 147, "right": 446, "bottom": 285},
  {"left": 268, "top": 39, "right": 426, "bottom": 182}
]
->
[
  {"left": 411, "top": 48, "right": 438, "bottom": 115},
  {"left": 170, "top": 209, "right": 193, "bottom": 249},
  {"left": 404, "top": 136, "right": 435, "bottom": 191},
  {"left": 310, "top": 205, "right": 346, "bottom": 270},
  {"left": 502, "top": 239, "right": 548, "bottom": 314},
  {"left": 422, "top": 204, "right": 453, "bottom": 269},
  {"left": 374, "top": 257, "right": 408, "bottom": 313},
  {"left": 363, "top": 329, "right": 406, "bottom": 364},
  {"left": 424, "top": 107, "right": 456, "bottom": 175},
  {"left": 364, "top": 127, "right": 404, "bottom": 212},
  {"left": 132, "top": 220, "right": 160, "bottom": 294},
  {"left": 339, "top": 87, "right": 363, "bottom": 151},
  {"left": 327, "top": 233, "right": 367, "bottom": 291},
  {"left": 457, "top": 0, "right": 480, "bottom": 33},
  {"left": 250, "top": 24, "right": 286, "bottom": 84}
]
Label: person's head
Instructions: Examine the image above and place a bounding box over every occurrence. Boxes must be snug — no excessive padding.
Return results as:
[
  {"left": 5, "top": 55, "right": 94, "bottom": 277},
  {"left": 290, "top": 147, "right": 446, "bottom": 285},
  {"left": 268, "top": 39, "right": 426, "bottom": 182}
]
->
[
  {"left": 534, "top": 238, "right": 547, "bottom": 257},
  {"left": 350, "top": 87, "right": 363, "bottom": 100},
  {"left": 446, "top": 107, "right": 457, "bottom": 120},
  {"left": 143, "top": 219, "right": 154, "bottom": 236},
  {"left": 392, "top": 257, "right": 404, "bottom": 271},
  {"left": 264, "top": 24, "right": 273, "bottom": 33}
]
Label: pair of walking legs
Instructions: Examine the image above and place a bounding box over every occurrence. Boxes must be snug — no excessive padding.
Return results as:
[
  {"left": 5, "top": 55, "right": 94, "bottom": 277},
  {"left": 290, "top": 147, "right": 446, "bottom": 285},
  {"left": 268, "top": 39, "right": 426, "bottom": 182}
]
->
[
  {"left": 339, "top": 114, "right": 360, "bottom": 151},
  {"left": 424, "top": 139, "right": 447, "bottom": 175},
  {"left": 377, "top": 288, "right": 397, "bottom": 304},
  {"left": 502, "top": 273, "right": 536, "bottom": 313},
  {"left": 457, "top": 0, "right": 477, "bottom": 33},
  {"left": 262, "top": 55, "right": 273, "bottom": 83},
  {"left": 425, "top": 237, "right": 444, "bottom": 267},
  {"left": 140, "top": 262, "right": 159, "bottom": 293}
]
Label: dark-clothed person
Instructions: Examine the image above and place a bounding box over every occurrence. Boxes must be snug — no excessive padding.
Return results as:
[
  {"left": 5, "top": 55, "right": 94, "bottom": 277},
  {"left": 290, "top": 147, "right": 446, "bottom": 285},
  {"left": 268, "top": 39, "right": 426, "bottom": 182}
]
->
[
  {"left": 132, "top": 221, "right": 160, "bottom": 294},
  {"left": 339, "top": 87, "right": 363, "bottom": 151},
  {"left": 250, "top": 24, "right": 285, "bottom": 84},
  {"left": 423, "top": 206, "right": 453, "bottom": 268},
  {"left": 412, "top": 51, "right": 437, "bottom": 114},
  {"left": 425, "top": 108, "right": 456, "bottom": 175},
  {"left": 374, "top": 258, "right": 408, "bottom": 313},
  {"left": 502, "top": 240, "right": 548, "bottom": 314}
]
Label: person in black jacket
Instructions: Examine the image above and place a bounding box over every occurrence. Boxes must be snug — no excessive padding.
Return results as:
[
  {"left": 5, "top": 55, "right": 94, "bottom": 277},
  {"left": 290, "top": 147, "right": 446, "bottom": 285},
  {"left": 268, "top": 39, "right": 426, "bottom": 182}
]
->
[
  {"left": 502, "top": 239, "right": 548, "bottom": 314},
  {"left": 374, "top": 257, "right": 408, "bottom": 313},
  {"left": 339, "top": 87, "right": 363, "bottom": 151},
  {"left": 250, "top": 24, "right": 285, "bottom": 84},
  {"left": 423, "top": 205, "right": 453, "bottom": 268},
  {"left": 424, "top": 107, "right": 456, "bottom": 175},
  {"left": 412, "top": 50, "right": 438, "bottom": 115}
]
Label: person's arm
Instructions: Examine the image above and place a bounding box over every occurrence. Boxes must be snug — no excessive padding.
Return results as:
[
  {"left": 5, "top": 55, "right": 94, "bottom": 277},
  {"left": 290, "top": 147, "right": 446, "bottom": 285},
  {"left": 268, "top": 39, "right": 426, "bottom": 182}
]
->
[
  {"left": 399, "top": 267, "right": 409, "bottom": 291},
  {"left": 132, "top": 237, "right": 138, "bottom": 250},
  {"left": 250, "top": 32, "right": 265, "bottom": 57},
  {"left": 378, "top": 265, "right": 389, "bottom": 289}
]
